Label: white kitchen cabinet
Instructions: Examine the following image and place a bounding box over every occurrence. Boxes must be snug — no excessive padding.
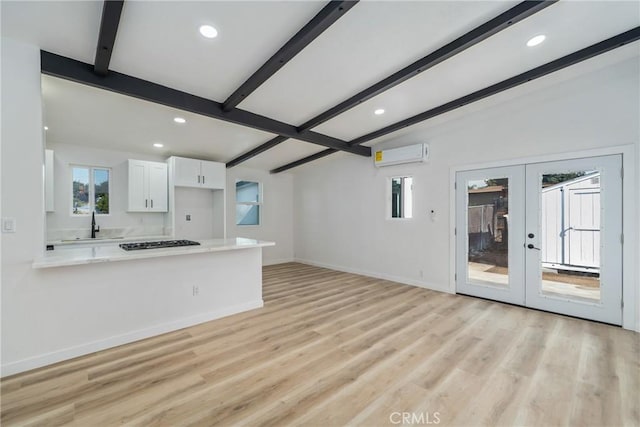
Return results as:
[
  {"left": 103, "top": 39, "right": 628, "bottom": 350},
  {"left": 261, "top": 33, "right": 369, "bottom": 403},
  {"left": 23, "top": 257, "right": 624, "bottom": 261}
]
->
[
  {"left": 172, "top": 157, "right": 201, "bottom": 187},
  {"left": 45, "top": 149, "right": 54, "bottom": 212},
  {"left": 170, "top": 156, "right": 225, "bottom": 189},
  {"left": 127, "top": 160, "right": 168, "bottom": 212}
]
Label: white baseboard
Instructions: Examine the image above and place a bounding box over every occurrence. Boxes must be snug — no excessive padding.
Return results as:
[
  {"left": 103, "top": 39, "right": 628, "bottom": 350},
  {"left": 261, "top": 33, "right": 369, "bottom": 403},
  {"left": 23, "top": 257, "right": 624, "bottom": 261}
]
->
[
  {"left": 262, "top": 258, "right": 295, "bottom": 266},
  {"left": 1, "top": 299, "right": 264, "bottom": 377},
  {"left": 294, "top": 258, "right": 452, "bottom": 294}
]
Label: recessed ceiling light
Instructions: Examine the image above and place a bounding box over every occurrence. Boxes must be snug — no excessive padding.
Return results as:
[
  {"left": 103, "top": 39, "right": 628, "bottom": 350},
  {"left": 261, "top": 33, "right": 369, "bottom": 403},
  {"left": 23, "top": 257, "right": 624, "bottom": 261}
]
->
[
  {"left": 374, "top": 109, "right": 385, "bottom": 115},
  {"left": 173, "top": 117, "right": 186, "bottom": 124},
  {"left": 526, "top": 34, "right": 546, "bottom": 47},
  {"left": 199, "top": 25, "right": 218, "bottom": 39},
  {"left": 44, "top": 126, "right": 49, "bottom": 130},
  {"left": 153, "top": 143, "right": 164, "bottom": 148}
]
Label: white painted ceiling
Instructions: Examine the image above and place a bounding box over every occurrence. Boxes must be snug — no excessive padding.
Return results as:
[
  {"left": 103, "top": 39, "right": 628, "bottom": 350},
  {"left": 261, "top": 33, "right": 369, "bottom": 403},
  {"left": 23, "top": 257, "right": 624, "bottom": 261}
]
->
[{"left": 2, "top": 1, "right": 639, "bottom": 171}]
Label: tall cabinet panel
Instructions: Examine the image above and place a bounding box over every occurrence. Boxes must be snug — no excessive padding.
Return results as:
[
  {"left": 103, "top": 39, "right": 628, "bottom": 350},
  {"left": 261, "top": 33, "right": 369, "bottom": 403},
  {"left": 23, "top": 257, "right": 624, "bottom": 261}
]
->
[
  {"left": 128, "top": 160, "right": 148, "bottom": 211},
  {"left": 148, "top": 163, "right": 168, "bottom": 212},
  {"left": 45, "top": 149, "right": 55, "bottom": 212}
]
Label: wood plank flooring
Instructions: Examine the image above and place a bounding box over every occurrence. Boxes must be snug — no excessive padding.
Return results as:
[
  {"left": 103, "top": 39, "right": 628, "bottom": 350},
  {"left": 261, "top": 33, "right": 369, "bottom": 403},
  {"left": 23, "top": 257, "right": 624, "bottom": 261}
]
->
[{"left": 1, "top": 262, "right": 638, "bottom": 426}]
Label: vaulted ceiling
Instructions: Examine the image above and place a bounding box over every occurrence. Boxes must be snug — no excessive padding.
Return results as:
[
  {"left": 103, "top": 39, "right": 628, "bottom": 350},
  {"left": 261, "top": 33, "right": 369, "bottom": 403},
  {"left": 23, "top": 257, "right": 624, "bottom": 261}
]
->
[{"left": 2, "top": 1, "right": 639, "bottom": 172}]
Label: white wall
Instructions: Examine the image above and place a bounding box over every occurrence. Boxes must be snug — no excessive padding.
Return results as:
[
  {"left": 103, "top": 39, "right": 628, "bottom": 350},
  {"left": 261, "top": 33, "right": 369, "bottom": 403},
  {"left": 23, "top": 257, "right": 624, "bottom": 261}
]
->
[
  {"left": 1, "top": 38, "right": 46, "bottom": 370},
  {"left": 226, "top": 166, "right": 294, "bottom": 265},
  {"left": 46, "top": 142, "right": 168, "bottom": 240},
  {"left": 293, "top": 54, "right": 639, "bottom": 328}
]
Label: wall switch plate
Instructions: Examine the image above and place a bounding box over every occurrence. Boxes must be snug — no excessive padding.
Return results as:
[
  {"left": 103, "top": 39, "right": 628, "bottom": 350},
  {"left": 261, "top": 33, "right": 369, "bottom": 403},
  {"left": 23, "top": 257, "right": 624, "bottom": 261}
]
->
[
  {"left": 186, "top": 214, "right": 191, "bottom": 221},
  {"left": 2, "top": 218, "right": 16, "bottom": 233}
]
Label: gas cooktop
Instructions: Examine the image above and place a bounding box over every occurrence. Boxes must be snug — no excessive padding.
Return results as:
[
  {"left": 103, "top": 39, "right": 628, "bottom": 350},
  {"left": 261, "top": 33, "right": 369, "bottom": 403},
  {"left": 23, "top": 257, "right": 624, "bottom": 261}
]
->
[{"left": 119, "top": 240, "right": 201, "bottom": 251}]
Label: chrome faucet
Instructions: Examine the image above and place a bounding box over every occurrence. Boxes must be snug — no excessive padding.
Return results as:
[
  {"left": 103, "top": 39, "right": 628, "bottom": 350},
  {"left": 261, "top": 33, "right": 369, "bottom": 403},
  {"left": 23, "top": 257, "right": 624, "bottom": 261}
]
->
[{"left": 91, "top": 211, "right": 100, "bottom": 238}]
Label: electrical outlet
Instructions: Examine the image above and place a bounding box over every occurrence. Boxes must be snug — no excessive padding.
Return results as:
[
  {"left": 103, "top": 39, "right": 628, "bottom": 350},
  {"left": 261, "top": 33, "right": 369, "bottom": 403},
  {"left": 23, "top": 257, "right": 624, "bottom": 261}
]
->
[
  {"left": 186, "top": 214, "right": 191, "bottom": 221},
  {"left": 2, "top": 218, "right": 16, "bottom": 233},
  {"left": 192, "top": 285, "right": 199, "bottom": 296}
]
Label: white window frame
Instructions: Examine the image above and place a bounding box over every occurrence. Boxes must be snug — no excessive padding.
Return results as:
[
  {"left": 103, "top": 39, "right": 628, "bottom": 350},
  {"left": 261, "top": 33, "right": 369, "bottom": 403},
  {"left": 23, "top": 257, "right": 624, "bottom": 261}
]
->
[
  {"left": 235, "top": 179, "right": 262, "bottom": 226},
  {"left": 387, "top": 175, "right": 413, "bottom": 220},
  {"left": 70, "top": 165, "right": 111, "bottom": 216}
]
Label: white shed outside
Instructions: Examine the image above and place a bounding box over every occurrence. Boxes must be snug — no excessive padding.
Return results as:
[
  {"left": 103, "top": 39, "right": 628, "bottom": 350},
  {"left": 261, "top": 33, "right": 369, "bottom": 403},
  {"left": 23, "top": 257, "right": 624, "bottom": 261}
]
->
[{"left": 541, "top": 172, "right": 601, "bottom": 274}]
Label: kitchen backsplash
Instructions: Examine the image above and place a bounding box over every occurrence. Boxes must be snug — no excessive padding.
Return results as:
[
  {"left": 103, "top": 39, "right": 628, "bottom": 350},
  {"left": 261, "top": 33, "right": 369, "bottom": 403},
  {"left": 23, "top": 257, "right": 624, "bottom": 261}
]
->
[{"left": 47, "top": 225, "right": 167, "bottom": 242}]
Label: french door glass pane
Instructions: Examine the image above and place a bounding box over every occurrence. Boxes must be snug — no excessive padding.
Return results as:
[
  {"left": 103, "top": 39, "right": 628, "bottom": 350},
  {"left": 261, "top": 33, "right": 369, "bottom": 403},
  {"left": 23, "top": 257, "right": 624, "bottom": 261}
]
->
[
  {"left": 467, "top": 177, "right": 509, "bottom": 287},
  {"left": 540, "top": 171, "right": 600, "bottom": 302}
]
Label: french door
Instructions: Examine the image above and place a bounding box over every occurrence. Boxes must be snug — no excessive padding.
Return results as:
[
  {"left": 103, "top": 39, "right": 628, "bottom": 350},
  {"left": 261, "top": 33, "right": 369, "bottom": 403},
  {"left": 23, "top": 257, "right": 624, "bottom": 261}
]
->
[{"left": 456, "top": 155, "right": 622, "bottom": 325}]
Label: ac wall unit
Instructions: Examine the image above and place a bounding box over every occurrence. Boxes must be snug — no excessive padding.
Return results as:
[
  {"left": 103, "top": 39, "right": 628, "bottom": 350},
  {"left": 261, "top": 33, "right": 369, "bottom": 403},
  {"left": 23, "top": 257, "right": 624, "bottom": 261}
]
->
[{"left": 373, "top": 143, "right": 429, "bottom": 167}]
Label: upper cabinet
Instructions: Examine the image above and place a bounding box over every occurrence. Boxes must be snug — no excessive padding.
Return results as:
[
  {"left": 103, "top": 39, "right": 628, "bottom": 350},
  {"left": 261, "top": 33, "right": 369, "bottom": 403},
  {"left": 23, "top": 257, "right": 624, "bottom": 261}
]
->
[
  {"left": 127, "top": 160, "right": 168, "bottom": 212},
  {"left": 169, "top": 156, "right": 225, "bottom": 190}
]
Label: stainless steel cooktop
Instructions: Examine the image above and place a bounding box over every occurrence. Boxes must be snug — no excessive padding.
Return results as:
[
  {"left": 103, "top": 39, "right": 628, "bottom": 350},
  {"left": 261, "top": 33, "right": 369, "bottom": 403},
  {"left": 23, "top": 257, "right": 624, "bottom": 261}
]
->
[{"left": 119, "top": 240, "right": 200, "bottom": 251}]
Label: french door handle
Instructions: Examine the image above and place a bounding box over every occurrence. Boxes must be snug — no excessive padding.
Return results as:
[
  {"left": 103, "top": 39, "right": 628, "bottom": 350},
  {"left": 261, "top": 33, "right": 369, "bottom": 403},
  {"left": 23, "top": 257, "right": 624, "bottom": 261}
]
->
[{"left": 527, "top": 243, "right": 540, "bottom": 251}]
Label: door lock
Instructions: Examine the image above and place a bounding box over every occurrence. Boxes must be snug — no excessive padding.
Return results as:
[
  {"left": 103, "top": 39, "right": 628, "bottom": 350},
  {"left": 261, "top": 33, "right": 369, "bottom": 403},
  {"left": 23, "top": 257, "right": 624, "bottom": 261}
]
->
[{"left": 528, "top": 233, "right": 535, "bottom": 238}]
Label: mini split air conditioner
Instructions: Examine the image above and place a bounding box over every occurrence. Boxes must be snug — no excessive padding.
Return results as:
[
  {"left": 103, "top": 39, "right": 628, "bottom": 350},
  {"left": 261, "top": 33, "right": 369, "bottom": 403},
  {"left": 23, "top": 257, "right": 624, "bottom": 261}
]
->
[{"left": 373, "top": 143, "right": 429, "bottom": 167}]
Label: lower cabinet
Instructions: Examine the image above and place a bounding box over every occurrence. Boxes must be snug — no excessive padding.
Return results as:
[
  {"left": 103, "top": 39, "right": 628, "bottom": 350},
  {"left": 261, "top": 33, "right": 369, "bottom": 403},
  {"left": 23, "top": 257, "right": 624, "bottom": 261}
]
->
[{"left": 127, "top": 160, "right": 168, "bottom": 212}]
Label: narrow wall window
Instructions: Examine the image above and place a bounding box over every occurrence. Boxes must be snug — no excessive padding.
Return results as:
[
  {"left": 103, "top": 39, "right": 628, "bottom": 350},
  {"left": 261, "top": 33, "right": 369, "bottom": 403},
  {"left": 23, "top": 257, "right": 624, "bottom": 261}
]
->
[
  {"left": 72, "top": 166, "right": 110, "bottom": 215},
  {"left": 236, "top": 180, "right": 261, "bottom": 225},
  {"left": 390, "top": 176, "right": 413, "bottom": 219}
]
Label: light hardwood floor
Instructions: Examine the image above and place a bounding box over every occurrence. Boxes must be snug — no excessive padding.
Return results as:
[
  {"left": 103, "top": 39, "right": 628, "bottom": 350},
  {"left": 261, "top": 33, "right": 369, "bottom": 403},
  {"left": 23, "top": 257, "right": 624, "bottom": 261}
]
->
[{"left": 1, "top": 263, "right": 638, "bottom": 426}]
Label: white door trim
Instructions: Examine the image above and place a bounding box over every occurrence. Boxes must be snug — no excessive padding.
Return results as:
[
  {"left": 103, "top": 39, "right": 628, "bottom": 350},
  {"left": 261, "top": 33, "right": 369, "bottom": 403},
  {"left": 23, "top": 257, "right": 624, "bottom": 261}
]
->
[{"left": 449, "top": 144, "right": 637, "bottom": 331}]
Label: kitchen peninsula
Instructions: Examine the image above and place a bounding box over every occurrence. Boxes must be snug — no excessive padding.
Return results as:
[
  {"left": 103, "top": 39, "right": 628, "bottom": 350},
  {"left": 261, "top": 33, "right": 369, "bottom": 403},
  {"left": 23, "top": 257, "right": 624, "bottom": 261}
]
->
[{"left": 8, "top": 236, "right": 275, "bottom": 375}]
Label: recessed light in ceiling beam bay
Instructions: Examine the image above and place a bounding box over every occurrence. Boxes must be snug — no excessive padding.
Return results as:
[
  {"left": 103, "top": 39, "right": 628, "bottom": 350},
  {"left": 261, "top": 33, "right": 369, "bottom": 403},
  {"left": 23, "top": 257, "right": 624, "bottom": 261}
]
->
[
  {"left": 374, "top": 109, "right": 385, "bottom": 115},
  {"left": 173, "top": 117, "right": 186, "bottom": 124},
  {"left": 153, "top": 143, "right": 164, "bottom": 148},
  {"left": 44, "top": 126, "right": 49, "bottom": 130},
  {"left": 527, "top": 34, "right": 546, "bottom": 47},
  {"left": 199, "top": 25, "right": 218, "bottom": 39}
]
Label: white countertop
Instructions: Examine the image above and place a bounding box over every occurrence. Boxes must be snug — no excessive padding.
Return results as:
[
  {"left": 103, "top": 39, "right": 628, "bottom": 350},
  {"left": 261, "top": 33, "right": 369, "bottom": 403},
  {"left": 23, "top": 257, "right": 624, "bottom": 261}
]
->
[
  {"left": 47, "top": 235, "right": 170, "bottom": 246},
  {"left": 33, "top": 238, "right": 275, "bottom": 269}
]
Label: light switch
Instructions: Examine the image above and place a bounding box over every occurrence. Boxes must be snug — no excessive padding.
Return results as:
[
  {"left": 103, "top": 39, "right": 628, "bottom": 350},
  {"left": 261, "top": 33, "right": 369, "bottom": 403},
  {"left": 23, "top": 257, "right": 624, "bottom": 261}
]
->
[
  {"left": 2, "top": 218, "right": 16, "bottom": 233},
  {"left": 186, "top": 214, "right": 191, "bottom": 221}
]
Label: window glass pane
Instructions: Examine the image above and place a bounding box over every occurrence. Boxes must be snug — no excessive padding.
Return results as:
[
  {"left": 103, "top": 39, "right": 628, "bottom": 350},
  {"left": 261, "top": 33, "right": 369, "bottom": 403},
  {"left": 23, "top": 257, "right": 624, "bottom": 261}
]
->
[
  {"left": 94, "top": 169, "right": 109, "bottom": 214},
  {"left": 236, "top": 204, "right": 259, "bottom": 225},
  {"left": 391, "top": 177, "right": 412, "bottom": 218},
  {"left": 391, "top": 178, "right": 402, "bottom": 218},
  {"left": 404, "top": 177, "right": 413, "bottom": 219},
  {"left": 236, "top": 181, "right": 259, "bottom": 203},
  {"left": 72, "top": 167, "right": 90, "bottom": 215}
]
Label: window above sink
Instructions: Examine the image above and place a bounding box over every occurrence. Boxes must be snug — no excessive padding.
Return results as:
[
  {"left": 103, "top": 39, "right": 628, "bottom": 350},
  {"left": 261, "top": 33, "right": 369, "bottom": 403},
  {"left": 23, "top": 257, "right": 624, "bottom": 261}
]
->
[{"left": 72, "top": 165, "right": 110, "bottom": 216}]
